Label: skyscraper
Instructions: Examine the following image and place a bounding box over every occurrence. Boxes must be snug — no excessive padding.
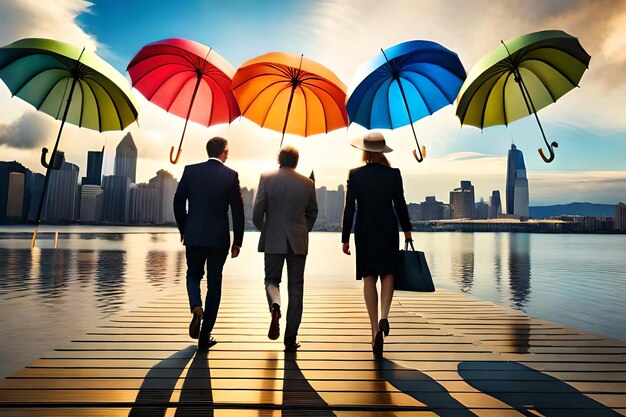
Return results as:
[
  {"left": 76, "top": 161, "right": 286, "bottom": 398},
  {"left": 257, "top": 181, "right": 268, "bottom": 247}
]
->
[
  {"left": 420, "top": 196, "right": 444, "bottom": 221},
  {"left": 506, "top": 144, "right": 529, "bottom": 217},
  {"left": 43, "top": 162, "right": 79, "bottom": 222},
  {"left": 450, "top": 180, "right": 475, "bottom": 219},
  {"left": 0, "top": 161, "right": 32, "bottom": 224},
  {"left": 102, "top": 175, "right": 131, "bottom": 223},
  {"left": 489, "top": 190, "right": 502, "bottom": 219},
  {"left": 616, "top": 202, "right": 626, "bottom": 232},
  {"left": 80, "top": 185, "right": 104, "bottom": 223},
  {"left": 82, "top": 148, "right": 104, "bottom": 186},
  {"left": 114, "top": 133, "right": 137, "bottom": 183},
  {"left": 149, "top": 169, "right": 178, "bottom": 224}
]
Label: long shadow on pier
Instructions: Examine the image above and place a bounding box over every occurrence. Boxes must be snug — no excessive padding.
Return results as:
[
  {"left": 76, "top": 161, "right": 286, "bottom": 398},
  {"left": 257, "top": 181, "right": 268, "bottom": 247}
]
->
[{"left": 458, "top": 361, "right": 623, "bottom": 417}]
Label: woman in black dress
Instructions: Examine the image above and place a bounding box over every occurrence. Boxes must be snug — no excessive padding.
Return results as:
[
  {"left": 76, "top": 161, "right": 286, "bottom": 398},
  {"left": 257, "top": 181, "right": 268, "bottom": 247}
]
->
[{"left": 341, "top": 132, "right": 412, "bottom": 355}]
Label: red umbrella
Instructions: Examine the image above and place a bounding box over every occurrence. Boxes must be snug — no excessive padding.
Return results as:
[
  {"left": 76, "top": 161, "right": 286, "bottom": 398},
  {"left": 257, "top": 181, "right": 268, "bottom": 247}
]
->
[{"left": 127, "top": 38, "right": 240, "bottom": 164}]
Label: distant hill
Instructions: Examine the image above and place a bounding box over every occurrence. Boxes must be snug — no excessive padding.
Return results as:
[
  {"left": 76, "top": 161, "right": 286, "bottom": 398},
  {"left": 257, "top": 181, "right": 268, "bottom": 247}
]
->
[{"left": 530, "top": 202, "right": 616, "bottom": 218}]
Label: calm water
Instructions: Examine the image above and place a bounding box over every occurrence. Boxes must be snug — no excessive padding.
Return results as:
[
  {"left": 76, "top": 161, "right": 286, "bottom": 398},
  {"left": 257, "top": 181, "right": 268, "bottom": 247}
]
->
[{"left": 1, "top": 226, "right": 625, "bottom": 378}]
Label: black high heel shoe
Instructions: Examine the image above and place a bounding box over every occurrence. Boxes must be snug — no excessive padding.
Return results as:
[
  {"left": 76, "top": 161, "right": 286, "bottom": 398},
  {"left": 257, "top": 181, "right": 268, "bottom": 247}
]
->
[
  {"left": 378, "top": 318, "right": 390, "bottom": 337},
  {"left": 372, "top": 329, "right": 384, "bottom": 356}
]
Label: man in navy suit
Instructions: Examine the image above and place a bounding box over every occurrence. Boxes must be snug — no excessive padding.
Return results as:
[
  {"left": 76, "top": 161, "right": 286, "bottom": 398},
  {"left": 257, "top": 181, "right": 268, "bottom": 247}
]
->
[{"left": 174, "top": 137, "right": 244, "bottom": 350}]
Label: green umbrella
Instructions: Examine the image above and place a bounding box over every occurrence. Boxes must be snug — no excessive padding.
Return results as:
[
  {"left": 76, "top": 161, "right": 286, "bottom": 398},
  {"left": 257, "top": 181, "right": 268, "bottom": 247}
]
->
[
  {"left": 456, "top": 30, "right": 590, "bottom": 163},
  {"left": 0, "top": 38, "right": 139, "bottom": 246}
]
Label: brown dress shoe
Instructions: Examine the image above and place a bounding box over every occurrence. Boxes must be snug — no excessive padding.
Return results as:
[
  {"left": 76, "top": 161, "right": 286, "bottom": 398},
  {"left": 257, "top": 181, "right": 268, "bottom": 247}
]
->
[
  {"left": 189, "top": 306, "right": 203, "bottom": 339},
  {"left": 268, "top": 304, "right": 281, "bottom": 340}
]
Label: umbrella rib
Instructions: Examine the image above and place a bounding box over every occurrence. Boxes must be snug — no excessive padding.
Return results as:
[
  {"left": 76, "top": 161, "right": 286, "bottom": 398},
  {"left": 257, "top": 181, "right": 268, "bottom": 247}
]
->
[
  {"left": 239, "top": 79, "right": 288, "bottom": 117},
  {"left": 232, "top": 72, "right": 285, "bottom": 90},
  {"left": 92, "top": 78, "right": 124, "bottom": 130},
  {"left": 300, "top": 84, "right": 309, "bottom": 136},
  {"left": 259, "top": 84, "right": 292, "bottom": 128},
  {"left": 131, "top": 62, "right": 195, "bottom": 90},
  {"left": 405, "top": 65, "right": 461, "bottom": 104},
  {"left": 306, "top": 83, "right": 338, "bottom": 133},
  {"left": 35, "top": 76, "right": 71, "bottom": 111},
  {"left": 501, "top": 72, "right": 514, "bottom": 126},
  {"left": 522, "top": 57, "right": 577, "bottom": 97},
  {"left": 164, "top": 74, "right": 198, "bottom": 113},
  {"left": 82, "top": 79, "right": 103, "bottom": 132},
  {"left": 206, "top": 73, "right": 238, "bottom": 123},
  {"left": 77, "top": 79, "right": 85, "bottom": 128},
  {"left": 384, "top": 79, "right": 394, "bottom": 128},
  {"left": 403, "top": 76, "right": 433, "bottom": 115},
  {"left": 129, "top": 48, "right": 202, "bottom": 73},
  {"left": 12, "top": 64, "right": 67, "bottom": 100},
  {"left": 480, "top": 73, "right": 505, "bottom": 128}
]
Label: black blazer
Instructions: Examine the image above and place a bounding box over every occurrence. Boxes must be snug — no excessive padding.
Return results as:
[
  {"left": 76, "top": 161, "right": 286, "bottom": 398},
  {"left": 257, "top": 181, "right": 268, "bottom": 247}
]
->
[
  {"left": 173, "top": 159, "right": 244, "bottom": 248},
  {"left": 341, "top": 163, "right": 411, "bottom": 243}
]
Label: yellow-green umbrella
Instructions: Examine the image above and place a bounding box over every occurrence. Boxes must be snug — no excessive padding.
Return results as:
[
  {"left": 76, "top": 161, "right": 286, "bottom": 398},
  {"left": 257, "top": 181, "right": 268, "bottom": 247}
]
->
[
  {"left": 0, "top": 38, "right": 139, "bottom": 246},
  {"left": 456, "top": 30, "right": 590, "bottom": 163}
]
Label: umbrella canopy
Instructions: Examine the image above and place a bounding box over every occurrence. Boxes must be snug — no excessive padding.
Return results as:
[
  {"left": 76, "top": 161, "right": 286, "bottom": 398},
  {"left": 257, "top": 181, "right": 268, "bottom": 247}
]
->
[
  {"left": 0, "top": 38, "right": 138, "bottom": 131},
  {"left": 127, "top": 38, "right": 240, "bottom": 164},
  {"left": 456, "top": 30, "right": 590, "bottom": 163},
  {"left": 232, "top": 52, "right": 349, "bottom": 147},
  {"left": 0, "top": 37, "right": 139, "bottom": 247},
  {"left": 347, "top": 40, "right": 466, "bottom": 162}
]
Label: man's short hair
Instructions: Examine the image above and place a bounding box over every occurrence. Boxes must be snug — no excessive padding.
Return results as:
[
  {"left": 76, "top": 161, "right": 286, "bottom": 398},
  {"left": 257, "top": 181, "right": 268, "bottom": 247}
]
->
[
  {"left": 278, "top": 146, "right": 299, "bottom": 168},
  {"left": 206, "top": 137, "right": 228, "bottom": 158}
]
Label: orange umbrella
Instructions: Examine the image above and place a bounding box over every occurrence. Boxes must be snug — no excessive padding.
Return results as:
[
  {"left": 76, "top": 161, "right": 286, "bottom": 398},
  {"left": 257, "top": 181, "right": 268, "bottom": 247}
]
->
[{"left": 232, "top": 52, "right": 348, "bottom": 146}]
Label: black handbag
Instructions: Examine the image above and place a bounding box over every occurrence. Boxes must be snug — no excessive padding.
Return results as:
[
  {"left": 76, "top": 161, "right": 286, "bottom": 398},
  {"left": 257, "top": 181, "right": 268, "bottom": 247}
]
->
[{"left": 395, "top": 240, "right": 435, "bottom": 292}]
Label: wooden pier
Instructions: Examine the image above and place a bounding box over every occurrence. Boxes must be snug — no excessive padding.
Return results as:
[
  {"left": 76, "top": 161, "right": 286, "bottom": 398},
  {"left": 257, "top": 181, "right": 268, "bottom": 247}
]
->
[{"left": 1, "top": 276, "right": 625, "bottom": 416}]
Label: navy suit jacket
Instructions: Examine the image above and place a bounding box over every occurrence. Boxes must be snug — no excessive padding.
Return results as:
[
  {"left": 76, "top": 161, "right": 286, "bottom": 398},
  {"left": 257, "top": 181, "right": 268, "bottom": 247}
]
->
[{"left": 173, "top": 159, "right": 244, "bottom": 248}]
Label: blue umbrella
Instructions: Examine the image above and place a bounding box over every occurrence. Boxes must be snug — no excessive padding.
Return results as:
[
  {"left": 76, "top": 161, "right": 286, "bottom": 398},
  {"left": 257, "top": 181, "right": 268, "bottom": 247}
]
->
[{"left": 347, "top": 40, "right": 466, "bottom": 162}]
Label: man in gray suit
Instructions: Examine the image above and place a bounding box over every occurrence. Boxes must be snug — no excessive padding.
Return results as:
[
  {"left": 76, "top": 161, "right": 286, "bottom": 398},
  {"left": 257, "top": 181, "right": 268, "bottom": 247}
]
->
[{"left": 253, "top": 146, "right": 318, "bottom": 350}]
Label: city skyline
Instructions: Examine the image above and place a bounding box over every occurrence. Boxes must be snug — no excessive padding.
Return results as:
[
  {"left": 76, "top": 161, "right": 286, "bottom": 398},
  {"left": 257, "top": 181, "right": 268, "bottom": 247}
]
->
[{"left": 0, "top": 1, "right": 625, "bottom": 206}]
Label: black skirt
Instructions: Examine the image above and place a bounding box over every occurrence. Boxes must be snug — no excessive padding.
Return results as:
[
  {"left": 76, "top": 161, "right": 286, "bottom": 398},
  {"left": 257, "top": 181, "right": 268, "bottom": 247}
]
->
[{"left": 354, "top": 229, "right": 399, "bottom": 280}]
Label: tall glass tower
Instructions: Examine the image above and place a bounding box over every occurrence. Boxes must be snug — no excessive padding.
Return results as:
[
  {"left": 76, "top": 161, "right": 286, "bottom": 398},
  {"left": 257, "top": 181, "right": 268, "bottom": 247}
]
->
[
  {"left": 114, "top": 133, "right": 137, "bottom": 184},
  {"left": 506, "top": 144, "right": 529, "bottom": 217}
]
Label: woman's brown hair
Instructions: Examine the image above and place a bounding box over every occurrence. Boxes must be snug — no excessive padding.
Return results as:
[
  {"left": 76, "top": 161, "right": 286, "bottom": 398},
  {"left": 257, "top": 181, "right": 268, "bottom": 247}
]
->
[{"left": 362, "top": 151, "right": 390, "bottom": 167}]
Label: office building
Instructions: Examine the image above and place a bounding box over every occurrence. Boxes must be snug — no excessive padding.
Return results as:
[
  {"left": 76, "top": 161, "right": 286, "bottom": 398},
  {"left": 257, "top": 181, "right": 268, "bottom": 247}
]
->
[
  {"left": 82, "top": 149, "right": 104, "bottom": 186},
  {"left": 149, "top": 170, "right": 178, "bottom": 224},
  {"left": 102, "top": 175, "right": 131, "bottom": 223},
  {"left": 28, "top": 173, "right": 44, "bottom": 222},
  {"left": 616, "top": 202, "right": 626, "bottom": 232},
  {"left": 489, "top": 190, "right": 502, "bottom": 219},
  {"left": 475, "top": 197, "right": 489, "bottom": 220},
  {"left": 450, "top": 180, "right": 475, "bottom": 219},
  {"left": 506, "top": 144, "right": 529, "bottom": 217},
  {"left": 0, "top": 161, "right": 32, "bottom": 224},
  {"left": 79, "top": 185, "right": 103, "bottom": 223},
  {"left": 130, "top": 183, "right": 159, "bottom": 224},
  {"left": 114, "top": 133, "right": 137, "bottom": 183},
  {"left": 43, "top": 162, "right": 79, "bottom": 222},
  {"left": 420, "top": 196, "right": 444, "bottom": 221}
]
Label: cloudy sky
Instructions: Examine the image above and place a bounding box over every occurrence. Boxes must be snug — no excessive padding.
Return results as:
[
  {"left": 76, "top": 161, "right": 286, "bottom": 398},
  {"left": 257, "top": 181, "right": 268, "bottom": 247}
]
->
[{"left": 1, "top": 0, "right": 625, "bottom": 206}]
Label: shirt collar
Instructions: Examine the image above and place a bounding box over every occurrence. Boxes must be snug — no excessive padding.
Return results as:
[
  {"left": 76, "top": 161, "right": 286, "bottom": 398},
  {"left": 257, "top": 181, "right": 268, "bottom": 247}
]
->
[{"left": 209, "top": 157, "right": 224, "bottom": 164}]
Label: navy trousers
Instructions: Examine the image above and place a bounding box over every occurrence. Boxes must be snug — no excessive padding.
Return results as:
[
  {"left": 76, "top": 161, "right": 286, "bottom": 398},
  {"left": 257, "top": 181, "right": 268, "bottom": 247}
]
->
[{"left": 185, "top": 246, "right": 228, "bottom": 337}]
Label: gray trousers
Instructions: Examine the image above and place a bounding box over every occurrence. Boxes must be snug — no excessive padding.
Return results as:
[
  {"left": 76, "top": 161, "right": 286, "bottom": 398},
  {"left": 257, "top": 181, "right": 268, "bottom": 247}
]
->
[{"left": 264, "top": 248, "right": 306, "bottom": 343}]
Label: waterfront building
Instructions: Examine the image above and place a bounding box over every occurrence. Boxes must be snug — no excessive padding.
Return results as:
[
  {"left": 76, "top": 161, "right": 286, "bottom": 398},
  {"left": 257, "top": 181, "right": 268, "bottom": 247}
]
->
[
  {"left": 316, "top": 185, "right": 345, "bottom": 225},
  {"left": 114, "top": 133, "right": 137, "bottom": 184},
  {"left": 82, "top": 149, "right": 104, "bottom": 186},
  {"left": 407, "top": 203, "right": 421, "bottom": 222},
  {"left": 102, "top": 175, "right": 131, "bottom": 223},
  {"left": 450, "top": 180, "right": 475, "bottom": 219},
  {"left": 420, "top": 196, "right": 444, "bottom": 221},
  {"left": 475, "top": 197, "right": 489, "bottom": 220},
  {"left": 79, "top": 185, "right": 103, "bottom": 223},
  {"left": 43, "top": 162, "right": 79, "bottom": 222},
  {"left": 0, "top": 161, "right": 32, "bottom": 224},
  {"left": 489, "top": 190, "right": 502, "bottom": 219},
  {"left": 130, "top": 183, "right": 159, "bottom": 224},
  {"left": 149, "top": 169, "right": 178, "bottom": 224},
  {"left": 616, "top": 202, "right": 626, "bottom": 231},
  {"left": 506, "top": 144, "right": 529, "bottom": 217},
  {"left": 28, "top": 173, "right": 44, "bottom": 222}
]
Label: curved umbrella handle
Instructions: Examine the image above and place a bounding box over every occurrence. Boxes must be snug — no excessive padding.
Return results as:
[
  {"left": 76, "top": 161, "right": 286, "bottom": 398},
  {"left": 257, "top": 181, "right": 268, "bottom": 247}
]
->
[
  {"left": 170, "top": 146, "right": 182, "bottom": 164},
  {"left": 412, "top": 146, "right": 426, "bottom": 163},
  {"left": 41, "top": 147, "right": 51, "bottom": 169},
  {"left": 538, "top": 141, "right": 558, "bottom": 163}
]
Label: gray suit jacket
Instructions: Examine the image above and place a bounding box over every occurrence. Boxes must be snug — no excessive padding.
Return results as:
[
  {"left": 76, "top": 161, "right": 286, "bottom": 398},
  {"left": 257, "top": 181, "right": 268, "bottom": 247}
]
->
[{"left": 253, "top": 167, "right": 318, "bottom": 255}]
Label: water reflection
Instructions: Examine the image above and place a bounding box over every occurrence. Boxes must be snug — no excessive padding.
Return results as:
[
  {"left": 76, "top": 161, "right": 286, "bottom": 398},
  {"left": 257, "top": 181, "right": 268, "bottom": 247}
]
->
[
  {"left": 508, "top": 234, "right": 531, "bottom": 310},
  {"left": 0, "top": 248, "right": 33, "bottom": 295},
  {"left": 146, "top": 251, "right": 168, "bottom": 285},
  {"left": 96, "top": 250, "right": 126, "bottom": 314},
  {"left": 451, "top": 234, "right": 475, "bottom": 292},
  {"left": 38, "top": 249, "right": 71, "bottom": 297},
  {"left": 75, "top": 250, "right": 97, "bottom": 286}
]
